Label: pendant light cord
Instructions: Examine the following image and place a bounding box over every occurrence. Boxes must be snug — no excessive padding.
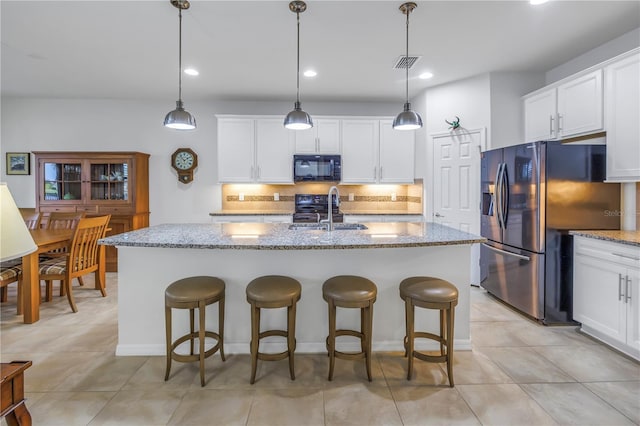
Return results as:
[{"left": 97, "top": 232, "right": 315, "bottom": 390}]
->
[
  {"left": 178, "top": 8, "right": 183, "bottom": 103},
  {"left": 405, "top": 7, "right": 409, "bottom": 104},
  {"left": 296, "top": 10, "right": 301, "bottom": 105}
]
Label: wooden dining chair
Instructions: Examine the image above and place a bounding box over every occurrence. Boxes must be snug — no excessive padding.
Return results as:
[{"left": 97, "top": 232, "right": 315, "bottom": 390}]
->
[
  {"left": 0, "top": 264, "right": 23, "bottom": 315},
  {"left": 20, "top": 209, "right": 42, "bottom": 230},
  {"left": 41, "top": 211, "right": 87, "bottom": 300},
  {"left": 38, "top": 215, "right": 111, "bottom": 313}
]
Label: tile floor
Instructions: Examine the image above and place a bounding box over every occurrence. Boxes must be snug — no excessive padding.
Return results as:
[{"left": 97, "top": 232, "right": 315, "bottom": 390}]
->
[{"left": 1, "top": 273, "right": 639, "bottom": 425}]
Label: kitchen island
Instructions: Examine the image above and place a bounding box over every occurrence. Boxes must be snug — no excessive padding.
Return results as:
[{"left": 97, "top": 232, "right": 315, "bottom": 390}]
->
[{"left": 100, "top": 222, "right": 484, "bottom": 356}]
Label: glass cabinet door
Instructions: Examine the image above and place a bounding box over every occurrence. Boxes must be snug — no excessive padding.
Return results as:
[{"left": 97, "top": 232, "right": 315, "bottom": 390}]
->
[
  {"left": 43, "top": 162, "right": 82, "bottom": 201},
  {"left": 90, "top": 161, "right": 129, "bottom": 201}
]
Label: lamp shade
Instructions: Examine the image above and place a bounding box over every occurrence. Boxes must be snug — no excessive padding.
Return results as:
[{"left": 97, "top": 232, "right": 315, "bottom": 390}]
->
[
  {"left": 164, "top": 100, "right": 197, "bottom": 130},
  {"left": 0, "top": 183, "right": 36, "bottom": 262},
  {"left": 284, "top": 102, "right": 313, "bottom": 130},
  {"left": 393, "top": 102, "right": 423, "bottom": 131}
]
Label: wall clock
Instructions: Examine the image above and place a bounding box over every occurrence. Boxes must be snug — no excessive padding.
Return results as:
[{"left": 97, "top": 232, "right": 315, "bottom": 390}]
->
[{"left": 171, "top": 148, "right": 198, "bottom": 183}]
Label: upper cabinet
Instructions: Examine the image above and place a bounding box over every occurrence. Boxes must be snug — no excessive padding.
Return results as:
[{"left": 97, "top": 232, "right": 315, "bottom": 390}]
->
[
  {"left": 524, "top": 69, "right": 603, "bottom": 142},
  {"left": 217, "top": 116, "right": 293, "bottom": 183},
  {"left": 605, "top": 51, "right": 640, "bottom": 182},
  {"left": 341, "top": 119, "right": 415, "bottom": 184},
  {"left": 293, "top": 119, "right": 341, "bottom": 154}
]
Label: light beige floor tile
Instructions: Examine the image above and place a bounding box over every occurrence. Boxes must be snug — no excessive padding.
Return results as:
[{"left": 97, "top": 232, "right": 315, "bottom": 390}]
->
[
  {"left": 198, "top": 353, "right": 257, "bottom": 389},
  {"left": 323, "top": 383, "right": 403, "bottom": 426},
  {"left": 478, "top": 347, "right": 576, "bottom": 383},
  {"left": 246, "top": 387, "right": 324, "bottom": 426},
  {"left": 457, "top": 384, "right": 557, "bottom": 425},
  {"left": 123, "top": 355, "right": 199, "bottom": 390},
  {"left": 54, "top": 352, "right": 147, "bottom": 391},
  {"left": 447, "top": 349, "right": 513, "bottom": 384},
  {"left": 378, "top": 351, "right": 449, "bottom": 386},
  {"left": 247, "top": 353, "right": 335, "bottom": 388},
  {"left": 471, "top": 298, "right": 527, "bottom": 322},
  {"left": 168, "top": 389, "right": 254, "bottom": 425},
  {"left": 88, "top": 389, "right": 186, "bottom": 426},
  {"left": 583, "top": 381, "right": 640, "bottom": 424},
  {"left": 390, "top": 385, "right": 481, "bottom": 425},
  {"left": 321, "top": 352, "right": 387, "bottom": 387},
  {"left": 521, "top": 383, "right": 636, "bottom": 425},
  {"left": 28, "top": 391, "right": 116, "bottom": 426},
  {"left": 471, "top": 321, "right": 533, "bottom": 347},
  {"left": 533, "top": 345, "right": 640, "bottom": 382}
]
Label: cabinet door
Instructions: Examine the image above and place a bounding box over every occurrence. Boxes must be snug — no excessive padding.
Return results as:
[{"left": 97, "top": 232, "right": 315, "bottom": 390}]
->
[
  {"left": 293, "top": 126, "right": 317, "bottom": 153},
  {"left": 39, "top": 159, "right": 83, "bottom": 204},
  {"left": 87, "top": 159, "right": 131, "bottom": 206},
  {"left": 379, "top": 120, "right": 415, "bottom": 183},
  {"left": 524, "top": 89, "right": 557, "bottom": 142},
  {"left": 573, "top": 254, "right": 626, "bottom": 344},
  {"left": 605, "top": 52, "right": 640, "bottom": 181},
  {"left": 341, "top": 120, "right": 379, "bottom": 183},
  {"left": 557, "top": 69, "right": 603, "bottom": 138},
  {"left": 255, "top": 119, "right": 293, "bottom": 183},
  {"left": 625, "top": 266, "right": 640, "bottom": 353},
  {"left": 218, "top": 118, "right": 255, "bottom": 182},
  {"left": 316, "top": 119, "right": 340, "bottom": 153}
]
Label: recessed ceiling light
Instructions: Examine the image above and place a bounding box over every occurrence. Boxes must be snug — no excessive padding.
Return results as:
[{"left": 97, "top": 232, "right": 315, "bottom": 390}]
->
[
  {"left": 303, "top": 70, "right": 317, "bottom": 77},
  {"left": 184, "top": 68, "right": 199, "bottom": 76},
  {"left": 419, "top": 72, "right": 434, "bottom": 80},
  {"left": 530, "top": 0, "right": 549, "bottom": 5}
]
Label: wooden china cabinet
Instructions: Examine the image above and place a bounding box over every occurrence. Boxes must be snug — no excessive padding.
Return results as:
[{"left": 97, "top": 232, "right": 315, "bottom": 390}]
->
[{"left": 33, "top": 151, "right": 150, "bottom": 272}]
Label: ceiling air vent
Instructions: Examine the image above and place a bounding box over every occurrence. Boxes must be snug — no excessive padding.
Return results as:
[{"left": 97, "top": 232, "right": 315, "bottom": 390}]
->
[{"left": 393, "top": 55, "right": 421, "bottom": 69}]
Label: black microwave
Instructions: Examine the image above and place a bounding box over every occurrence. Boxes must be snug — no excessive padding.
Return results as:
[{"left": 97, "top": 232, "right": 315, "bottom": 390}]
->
[{"left": 293, "top": 155, "right": 341, "bottom": 182}]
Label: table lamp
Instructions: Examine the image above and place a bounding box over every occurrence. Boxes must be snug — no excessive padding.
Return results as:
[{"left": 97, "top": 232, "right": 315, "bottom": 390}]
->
[{"left": 0, "top": 183, "right": 36, "bottom": 262}]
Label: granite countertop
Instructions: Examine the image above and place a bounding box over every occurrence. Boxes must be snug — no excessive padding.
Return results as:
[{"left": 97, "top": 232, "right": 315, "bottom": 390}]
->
[
  {"left": 100, "top": 222, "right": 485, "bottom": 250},
  {"left": 209, "top": 211, "right": 422, "bottom": 216},
  {"left": 569, "top": 230, "right": 640, "bottom": 247}
]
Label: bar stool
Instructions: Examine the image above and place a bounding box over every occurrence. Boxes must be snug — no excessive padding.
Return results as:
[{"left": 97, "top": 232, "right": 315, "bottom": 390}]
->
[
  {"left": 246, "top": 275, "right": 302, "bottom": 384},
  {"left": 322, "top": 275, "right": 377, "bottom": 382},
  {"left": 164, "top": 276, "right": 225, "bottom": 387},
  {"left": 399, "top": 276, "right": 458, "bottom": 386}
]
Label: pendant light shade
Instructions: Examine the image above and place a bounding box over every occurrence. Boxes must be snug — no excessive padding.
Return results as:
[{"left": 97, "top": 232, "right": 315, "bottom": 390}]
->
[
  {"left": 393, "top": 2, "right": 422, "bottom": 131},
  {"left": 164, "top": 0, "right": 196, "bottom": 130},
  {"left": 284, "top": 1, "right": 313, "bottom": 130}
]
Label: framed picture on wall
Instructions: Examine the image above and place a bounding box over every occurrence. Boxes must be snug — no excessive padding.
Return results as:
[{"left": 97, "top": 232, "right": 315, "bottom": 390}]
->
[{"left": 6, "top": 152, "right": 30, "bottom": 175}]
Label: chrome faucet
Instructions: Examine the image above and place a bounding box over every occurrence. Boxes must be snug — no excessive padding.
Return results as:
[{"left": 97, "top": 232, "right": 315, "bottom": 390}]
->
[{"left": 321, "top": 186, "right": 340, "bottom": 231}]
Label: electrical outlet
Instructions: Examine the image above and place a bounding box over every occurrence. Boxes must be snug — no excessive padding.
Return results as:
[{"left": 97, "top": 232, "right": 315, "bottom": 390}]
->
[
  {"left": 391, "top": 192, "right": 397, "bottom": 202},
  {"left": 239, "top": 193, "right": 244, "bottom": 201},
  {"left": 274, "top": 192, "right": 280, "bottom": 201},
  {"left": 348, "top": 193, "right": 354, "bottom": 201}
]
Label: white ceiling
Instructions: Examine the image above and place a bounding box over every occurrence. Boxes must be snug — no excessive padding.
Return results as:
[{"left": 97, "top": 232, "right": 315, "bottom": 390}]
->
[{"left": 1, "top": 1, "right": 639, "bottom": 103}]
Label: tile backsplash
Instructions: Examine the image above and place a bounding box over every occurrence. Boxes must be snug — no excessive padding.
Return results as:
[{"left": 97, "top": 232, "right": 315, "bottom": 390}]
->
[{"left": 221, "top": 181, "right": 423, "bottom": 214}]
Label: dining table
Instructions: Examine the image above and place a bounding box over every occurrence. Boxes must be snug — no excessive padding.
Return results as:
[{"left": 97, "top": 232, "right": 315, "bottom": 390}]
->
[{"left": 19, "top": 228, "right": 106, "bottom": 324}]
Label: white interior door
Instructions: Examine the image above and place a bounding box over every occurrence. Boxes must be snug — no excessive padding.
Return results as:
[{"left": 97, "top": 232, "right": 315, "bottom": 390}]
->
[{"left": 431, "top": 129, "right": 484, "bottom": 285}]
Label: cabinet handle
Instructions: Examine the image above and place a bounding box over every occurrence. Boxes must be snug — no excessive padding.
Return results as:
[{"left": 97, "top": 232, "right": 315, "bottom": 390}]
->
[
  {"left": 557, "top": 113, "right": 563, "bottom": 132},
  {"left": 549, "top": 115, "right": 554, "bottom": 137},
  {"left": 373, "top": 167, "right": 377, "bottom": 180},
  {"left": 257, "top": 166, "right": 261, "bottom": 179},
  {"left": 316, "top": 137, "right": 319, "bottom": 152},
  {"left": 379, "top": 166, "right": 383, "bottom": 180},
  {"left": 619, "top": 274, "right": 625, "bottom": 301},
  {"left": 626, "top": 276, "right": 632, "bottom": 303},
  {"left": 612, "top": 252, "right": 640, "bottom": 261}
]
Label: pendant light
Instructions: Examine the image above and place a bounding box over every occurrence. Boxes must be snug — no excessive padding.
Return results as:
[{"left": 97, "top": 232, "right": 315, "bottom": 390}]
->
[
  {"left": 164, "top": 0, "right": 196, "bottom": 130},
  {"left": 284, "top": 1, "right": 313, "bottom": 130},
  {"left": 393, "top": 2, "right": 423, "bottom": 131}
]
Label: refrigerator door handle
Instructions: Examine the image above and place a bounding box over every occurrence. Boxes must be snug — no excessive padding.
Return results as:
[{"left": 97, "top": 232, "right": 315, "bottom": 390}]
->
[
  {"left": 481, "top": 243, "right": 531, "bottom": 261},
  {"left": 501, "top": 163, "right": 510, "bottom": 227},
  {"left": 495, "top": 163, "right": 504, "bottom": 229}
]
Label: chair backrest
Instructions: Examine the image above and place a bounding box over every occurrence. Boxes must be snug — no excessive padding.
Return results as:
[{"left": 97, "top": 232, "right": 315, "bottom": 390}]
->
[
  {"left": 46, "top": 211, "right": 86, "bottom": 230},
  {"left": 20, "top": 209, "right": 42, "bottom": 230},
  {"left": 67, "top": 215, "right": 111, "bottom": 276}
]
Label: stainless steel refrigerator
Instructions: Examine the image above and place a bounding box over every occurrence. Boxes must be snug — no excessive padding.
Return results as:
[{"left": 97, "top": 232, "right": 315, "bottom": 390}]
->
[{"left": 480, "top": 141, "right": 620, "bottom": 324}]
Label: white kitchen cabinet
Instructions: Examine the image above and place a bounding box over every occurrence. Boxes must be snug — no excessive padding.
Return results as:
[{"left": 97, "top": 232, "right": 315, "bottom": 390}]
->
[
  {"left": 342, "top": 119, "right": 415, "bottom": 184},
  {"left": 217, "top": 116, "right": 293, "bottom": 183},
  {"left": 293, "top": 119, "right": 340, "bottom": 154},
  {"left": 379, "top": 120, "right": 415, "bottom": 183},
  {"left": 524, "top": 69, "right": 603, "bottom": 142},
  {"left": 341, "top": 119, "right": 379, "bottom": 183},
  {"left": 573, "top": 236, "right": 640, "bottom": 360},
  {"left": 604, "top": 50, "right": 640, "bottom": 182}
]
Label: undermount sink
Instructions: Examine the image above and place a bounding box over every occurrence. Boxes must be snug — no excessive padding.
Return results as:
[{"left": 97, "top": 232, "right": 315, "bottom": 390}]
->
[{"left": 288, "top": 223, "right": 368, "bottom": 231}]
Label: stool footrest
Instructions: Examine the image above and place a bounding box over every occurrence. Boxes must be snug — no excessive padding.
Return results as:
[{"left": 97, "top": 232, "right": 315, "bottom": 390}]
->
[
  {"left": 257, "top": 350, "right": 290, "bottom": 361},
  {"left": 334, "top": 350, "right": 366, "bottom": 360},
  {"left": 335, "top": 329, "right": 364, "bottom": 339},
  {"left": 412, "top": 352, "right": 447, "bottom": 363},
  {"left": 413, "top": 331, "right": 446, "bottom": 345},
  {"left": 258, "top": 330, "right": 287, "bottom": 339},
  {"left": 170, "top": 331, "right": 223, "bottom": 363}
]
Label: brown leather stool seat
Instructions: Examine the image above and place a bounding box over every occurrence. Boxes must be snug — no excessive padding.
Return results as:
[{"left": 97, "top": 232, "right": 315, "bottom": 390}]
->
[
  {"left": 246, "top": 275, "right": 302, "bottom": 384},
  {"left": 164, "top": 276, "right": 225, "bottom": 387},
  {"left": 400, "top": 276, "right": 458, "bottom": 386},
  {"left": 322, "top": 275, "right": 377, "bottom": 381}
]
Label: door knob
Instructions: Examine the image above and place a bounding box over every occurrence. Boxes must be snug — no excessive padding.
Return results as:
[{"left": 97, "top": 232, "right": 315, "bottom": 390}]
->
[{"left": 435, "top": 213, "right": 444, "bottom": 218}]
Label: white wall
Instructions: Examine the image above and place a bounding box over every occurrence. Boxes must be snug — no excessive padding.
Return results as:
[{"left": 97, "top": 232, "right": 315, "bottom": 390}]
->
[
  {"left": 0, "top": 97, "right": 396, "bottom": 225},
  {"left": 546, "top": 27, "right": 640, "bottom": 84}
]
